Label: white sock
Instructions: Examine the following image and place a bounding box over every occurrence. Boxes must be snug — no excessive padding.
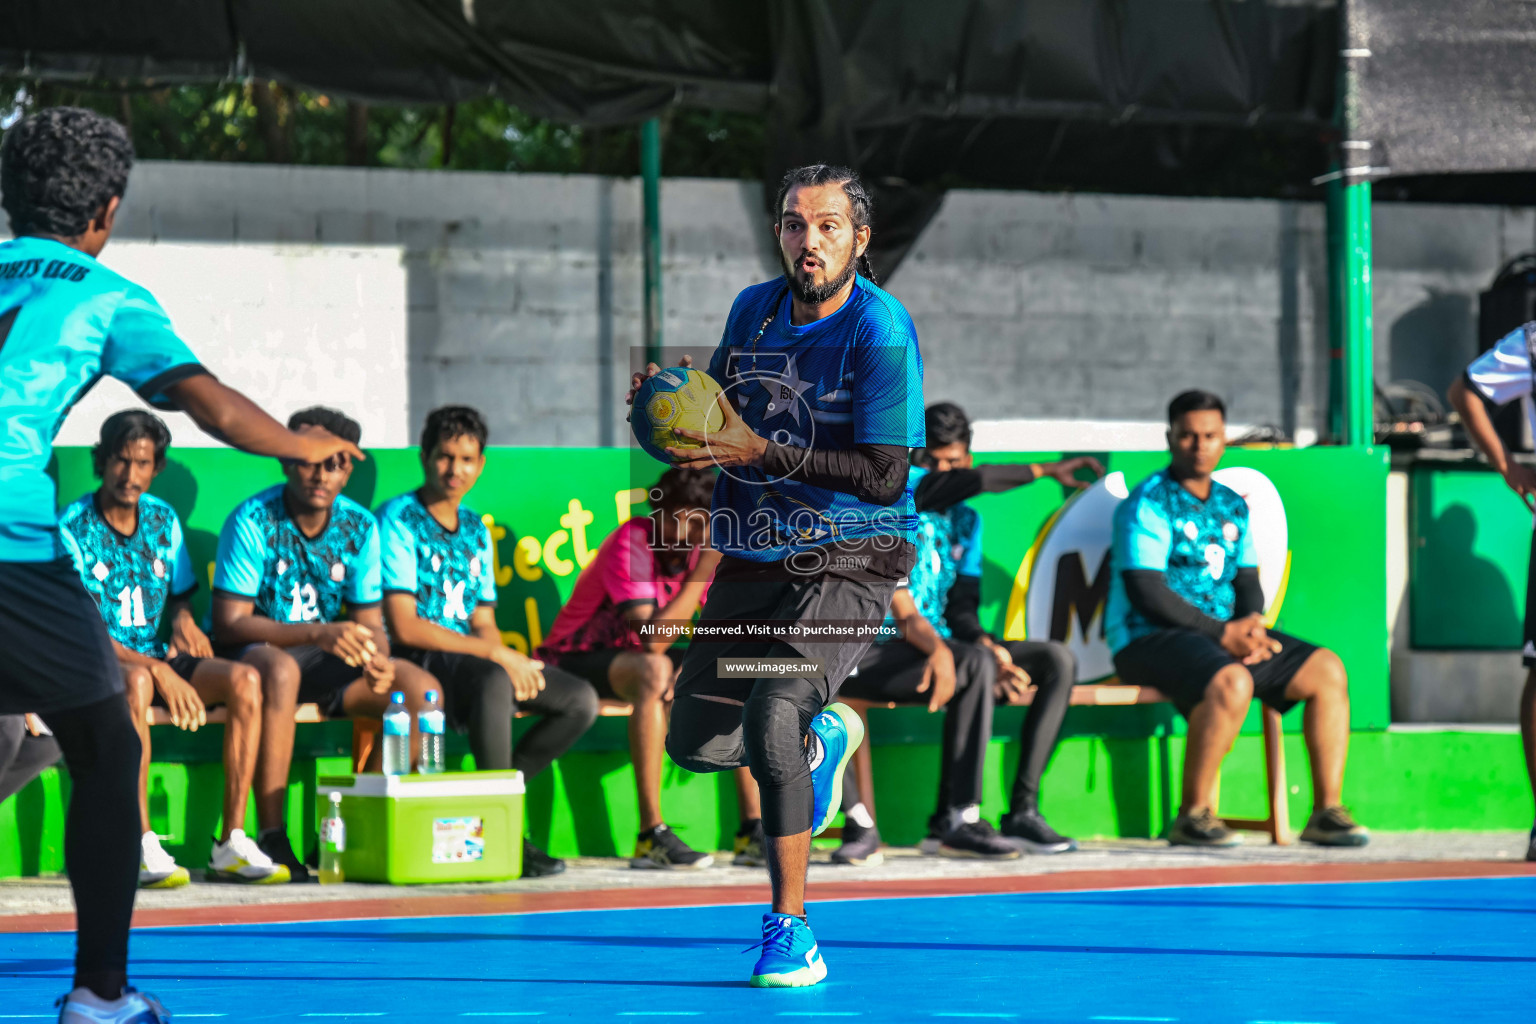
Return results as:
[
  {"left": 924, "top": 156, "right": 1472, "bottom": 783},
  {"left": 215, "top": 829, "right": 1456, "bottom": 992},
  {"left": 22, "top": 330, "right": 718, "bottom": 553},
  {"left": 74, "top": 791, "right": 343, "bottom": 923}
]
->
[
  {"left": 847, "top": 802, "right": 875, "bottom": 829},
  {"left": 958, "top": 804, "right": 981, "bottom": 825}
]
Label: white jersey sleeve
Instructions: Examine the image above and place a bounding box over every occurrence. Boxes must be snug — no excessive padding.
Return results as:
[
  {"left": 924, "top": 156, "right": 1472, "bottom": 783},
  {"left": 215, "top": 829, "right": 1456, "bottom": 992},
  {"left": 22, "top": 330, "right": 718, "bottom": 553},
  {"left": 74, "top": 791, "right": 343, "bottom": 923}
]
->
[{"left": 1466, "top": 326, "right": 1534, "bottom": 406}]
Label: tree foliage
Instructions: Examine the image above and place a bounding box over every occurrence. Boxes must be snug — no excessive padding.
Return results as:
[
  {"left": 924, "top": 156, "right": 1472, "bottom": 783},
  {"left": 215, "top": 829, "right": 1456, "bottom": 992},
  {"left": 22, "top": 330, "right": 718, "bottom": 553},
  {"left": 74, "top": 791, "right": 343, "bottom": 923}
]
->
[{"left": 0, "top": 80, "right": 766, "bottom": 179}]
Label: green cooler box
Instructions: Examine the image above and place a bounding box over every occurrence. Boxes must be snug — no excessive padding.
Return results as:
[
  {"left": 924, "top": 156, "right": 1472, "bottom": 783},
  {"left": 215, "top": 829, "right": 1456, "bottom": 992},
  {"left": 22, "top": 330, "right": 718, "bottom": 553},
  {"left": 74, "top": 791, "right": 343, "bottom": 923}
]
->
[{"left": 316, "top": 770, "right": 524, "bottom": 883}]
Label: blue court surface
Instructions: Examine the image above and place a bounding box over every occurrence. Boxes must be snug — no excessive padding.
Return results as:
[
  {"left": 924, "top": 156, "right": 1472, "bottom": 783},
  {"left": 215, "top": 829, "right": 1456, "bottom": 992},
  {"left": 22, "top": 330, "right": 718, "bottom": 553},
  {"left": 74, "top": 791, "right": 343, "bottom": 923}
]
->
[{"left": 3, "top": 876, "right": 1533, "bottom": 1023}]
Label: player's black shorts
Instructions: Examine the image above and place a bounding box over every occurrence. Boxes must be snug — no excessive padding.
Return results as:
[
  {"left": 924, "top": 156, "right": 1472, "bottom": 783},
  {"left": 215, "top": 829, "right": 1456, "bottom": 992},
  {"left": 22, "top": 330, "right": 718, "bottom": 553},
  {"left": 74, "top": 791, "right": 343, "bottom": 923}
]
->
[
  {"left": 222, "top": 642, "right": 361, "bottom": 718},
  {"left": 1112, "top": 627, "right": 1319, "bottom": 718},
  {"left": 0, "top": 558, "right": 123, "bottom": 715},
  {"left": 550, "top": 646, "right": 684, "bottom": 701}
]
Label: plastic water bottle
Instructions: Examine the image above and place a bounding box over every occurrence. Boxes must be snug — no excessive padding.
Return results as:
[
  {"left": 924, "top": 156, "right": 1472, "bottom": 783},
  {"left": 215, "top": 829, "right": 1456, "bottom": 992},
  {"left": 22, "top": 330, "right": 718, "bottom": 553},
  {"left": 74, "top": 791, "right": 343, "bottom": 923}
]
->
[
  {"left": 382, "top": 691, "right": 411, "bottom": 775},
  {"left": 418, "top": 689, "right": 445, "bottom": 774},
  {"left": 319, "top": 792, "right": 345, "bottom": 885}
]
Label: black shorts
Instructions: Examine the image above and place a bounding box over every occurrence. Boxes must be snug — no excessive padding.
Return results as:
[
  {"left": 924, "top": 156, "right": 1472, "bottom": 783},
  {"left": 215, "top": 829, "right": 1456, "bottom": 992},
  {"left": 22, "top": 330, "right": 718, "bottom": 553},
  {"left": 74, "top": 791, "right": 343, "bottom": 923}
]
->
[
  {"left": 146, "top": 653, "right": 210, "bottom": 710},
  {"left": 1112, "top": 627, "right": 1318, "bottom": 718},
  {"left": 225, "top": 643, "right": 361, "bottom": 718},
  {"left": 551, "top": 646, "right": 684, "bottom": 701},
  {"left": 0, "top": 558, "right": 123, "bottom": 715},
  {"left": 674, "top": 557, "right": 900, "bottom": 708}
]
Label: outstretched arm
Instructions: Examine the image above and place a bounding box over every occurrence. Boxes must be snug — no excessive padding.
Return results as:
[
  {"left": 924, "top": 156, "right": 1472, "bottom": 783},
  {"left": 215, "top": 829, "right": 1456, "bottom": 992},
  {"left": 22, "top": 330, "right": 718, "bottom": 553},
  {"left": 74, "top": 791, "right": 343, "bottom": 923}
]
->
[
  {"left": 165, "top": 374, "right": 364, "bottom": 464},
  {"left": 1449, "top": 376, "right": 1536, "bottom": 510}
]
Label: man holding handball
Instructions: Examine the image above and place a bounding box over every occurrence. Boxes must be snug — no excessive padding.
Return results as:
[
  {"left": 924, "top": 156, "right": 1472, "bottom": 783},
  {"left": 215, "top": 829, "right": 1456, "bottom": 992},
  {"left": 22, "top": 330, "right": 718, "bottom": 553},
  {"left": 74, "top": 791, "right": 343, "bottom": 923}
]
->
[{"left": 627, "top": 164, "right": 924, "bottom": 987}]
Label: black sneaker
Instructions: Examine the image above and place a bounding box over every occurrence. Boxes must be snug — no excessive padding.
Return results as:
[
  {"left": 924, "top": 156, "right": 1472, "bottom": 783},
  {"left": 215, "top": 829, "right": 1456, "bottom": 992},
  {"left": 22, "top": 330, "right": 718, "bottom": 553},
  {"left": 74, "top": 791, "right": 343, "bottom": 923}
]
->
[
  {"left": 1001, "top": 809, "right": 1078, "bottom": 854},
  {"left": 1527, "top": 826, "right": 1536, "bottom": 863},
  {"left": 1299, "top": 805, "right": 1370, "bottom": 847},
  {"left": 630, "top": 823, "right": 715, "bottom": 870},
  {"left": 831, "top": 819, "right": 884, "bottom": 866},
  {"left": 939, "top": 819, "right": 1021, "bottom": 860},
  {"left": 1168, "top": 808, "right": 1242, "bottom": 847},
  {"left": 917, "top": 812, "right": 948, "bottom": 855},
  {"left": 732, "top": 818, "right": 766, "bottom": 867},
  {"left": 521, "top": 838, "right": 566, "bottom": 878},
  {"left": 256, "top": 827, "right": 313, "bottom": 883}
]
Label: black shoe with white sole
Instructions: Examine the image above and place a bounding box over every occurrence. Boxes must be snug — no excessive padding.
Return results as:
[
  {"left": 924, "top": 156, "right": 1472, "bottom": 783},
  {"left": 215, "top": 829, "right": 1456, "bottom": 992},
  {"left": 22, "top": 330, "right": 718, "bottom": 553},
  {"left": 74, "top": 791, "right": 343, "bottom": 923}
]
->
[{"left": 1001, "top": 809, "right": 1078, "bottom": 854}]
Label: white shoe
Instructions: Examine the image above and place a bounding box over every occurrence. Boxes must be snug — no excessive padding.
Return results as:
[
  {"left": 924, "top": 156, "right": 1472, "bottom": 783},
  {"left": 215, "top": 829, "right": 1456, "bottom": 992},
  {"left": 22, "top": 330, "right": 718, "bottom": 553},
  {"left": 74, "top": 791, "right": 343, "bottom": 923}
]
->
[
  {"left": 208, "top": 828, "right": 291, "bottom": 884},
  {"left": 138, "top": 832, "right": 189, "bottom": 889},
  {"left": 56, "top": 986, "right": 171, "bottom": 1023}
]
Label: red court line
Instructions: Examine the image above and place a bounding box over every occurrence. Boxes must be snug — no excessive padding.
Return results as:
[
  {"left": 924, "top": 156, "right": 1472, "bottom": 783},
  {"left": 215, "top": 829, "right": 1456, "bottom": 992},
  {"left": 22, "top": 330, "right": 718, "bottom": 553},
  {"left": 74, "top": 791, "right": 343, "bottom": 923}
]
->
[{"left": 2, "top": 859, "right": 1532, "bottom": 933}]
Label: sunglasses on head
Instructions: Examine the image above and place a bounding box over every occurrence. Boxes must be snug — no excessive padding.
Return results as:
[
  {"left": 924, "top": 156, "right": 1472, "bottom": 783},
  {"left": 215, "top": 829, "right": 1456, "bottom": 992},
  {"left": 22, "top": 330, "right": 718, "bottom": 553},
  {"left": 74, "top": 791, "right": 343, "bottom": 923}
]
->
[{"left": 283, "top": 454, "right": 351, "bottom": 473}]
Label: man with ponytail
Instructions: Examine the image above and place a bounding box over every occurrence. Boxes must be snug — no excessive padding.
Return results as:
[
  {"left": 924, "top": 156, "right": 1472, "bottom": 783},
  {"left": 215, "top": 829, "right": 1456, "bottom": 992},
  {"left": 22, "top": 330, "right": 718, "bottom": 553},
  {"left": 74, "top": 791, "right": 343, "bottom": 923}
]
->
[{"left": 626, "top": 164, "right": 925, "bottom": 987}]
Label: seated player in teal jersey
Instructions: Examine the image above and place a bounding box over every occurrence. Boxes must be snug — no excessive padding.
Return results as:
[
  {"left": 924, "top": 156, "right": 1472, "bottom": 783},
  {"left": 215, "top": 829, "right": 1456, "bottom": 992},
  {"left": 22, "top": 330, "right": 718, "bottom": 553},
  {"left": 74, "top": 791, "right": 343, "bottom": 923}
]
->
[
  {"left": 834, "top": 401, "right": 1105, "bottom": 863},
  {"left": 1106, "top": 390, "right": 1367, "bottom": 848},
  {"left": 378, "top": 405, "right": 600, "bottom": 878},
  {"left": 0, "top": 107, "right": 360, "bottom": 1023},
  {"left": 61, "top": 411, "right": 287, "bottom": 887},
  {"left": 211, "top": 406, "right": 437, "bottom": 881}
]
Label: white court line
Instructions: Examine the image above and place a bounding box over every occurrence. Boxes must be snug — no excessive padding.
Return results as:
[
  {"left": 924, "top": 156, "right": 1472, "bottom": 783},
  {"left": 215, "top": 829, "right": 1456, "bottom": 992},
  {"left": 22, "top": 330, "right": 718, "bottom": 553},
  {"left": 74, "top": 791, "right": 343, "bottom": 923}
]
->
[
  {"left": 301, "top": 1016, "right": 388, "bottom": 1019},
  {"left": 1092, "top": 1018, "right": 1176, "bottom": 1022},
  {"left": 619, "top": 1015, "right": 702, "bottom": 1018},
  {"left": 778, "top": 1015, "right": 862, "bottom": 1018},
  {"left": 462, "top": 1016, "right": 545, "bottom": 1019},
  {"left": 932, "top": 1015, "right": 1019, "bottom": 1019},
  {"left": 1250, "top": 1020, "right": 1335, "bottom": 1023}
]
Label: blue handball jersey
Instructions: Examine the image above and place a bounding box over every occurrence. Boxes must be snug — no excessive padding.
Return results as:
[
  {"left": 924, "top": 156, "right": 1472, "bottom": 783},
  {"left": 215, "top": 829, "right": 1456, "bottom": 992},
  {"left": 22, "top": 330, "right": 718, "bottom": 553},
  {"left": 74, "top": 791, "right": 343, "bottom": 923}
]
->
[
  {"left": 705, "top": 276, "right": 925, "bottom": 561},
  {"left": 376, "top": 492, "right": 498, "bottom": 636},
  {"left": 1104, "top": 469, "right": 1258, "bottom": 654},
  {"left": 213, "top": 485, "right": 382, "bottom": 627},
  {"left": 58, "top": 493, "right": 197, "bottom": 658},
  {"left": 0, "top": 237, "right": 206, "bottom": 561},
  {"left": 882, "top": 465, "right": 983, "bottom": 640}
]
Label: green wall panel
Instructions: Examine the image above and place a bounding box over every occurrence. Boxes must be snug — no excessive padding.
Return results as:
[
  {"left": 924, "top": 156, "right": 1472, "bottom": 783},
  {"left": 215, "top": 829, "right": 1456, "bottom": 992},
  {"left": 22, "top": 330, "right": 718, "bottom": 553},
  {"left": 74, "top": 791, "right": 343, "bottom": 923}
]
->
[{"left": 1409, "top": 463, "right": 1532, "bottom": 649}]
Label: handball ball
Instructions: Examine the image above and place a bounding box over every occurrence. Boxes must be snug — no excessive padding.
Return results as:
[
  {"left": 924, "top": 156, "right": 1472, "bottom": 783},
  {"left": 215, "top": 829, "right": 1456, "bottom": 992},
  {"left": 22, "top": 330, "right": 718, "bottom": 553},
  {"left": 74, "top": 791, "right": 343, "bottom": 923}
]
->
[{"left": 631, "top": 367, "right": 726, "bottom": 464}]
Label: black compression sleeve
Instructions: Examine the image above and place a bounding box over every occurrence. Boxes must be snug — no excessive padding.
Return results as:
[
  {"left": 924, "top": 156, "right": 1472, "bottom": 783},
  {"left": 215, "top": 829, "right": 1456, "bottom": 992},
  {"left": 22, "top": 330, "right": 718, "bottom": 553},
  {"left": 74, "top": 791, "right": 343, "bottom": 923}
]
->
[
  {"left": 912, "top": 464, "right": 1039, "bottom": 513},
  {"left": 1231, "top": 566, "right": 1265, "bottom": 619},
  {"left": 760, "top": 442, "right": 908, "bottom": 506},
  {"left": 944, "top": 575, "right": 985, "bottom": 643},
  {"left": 1120, "top": 569, "right": 1226, "bottom": 639}
]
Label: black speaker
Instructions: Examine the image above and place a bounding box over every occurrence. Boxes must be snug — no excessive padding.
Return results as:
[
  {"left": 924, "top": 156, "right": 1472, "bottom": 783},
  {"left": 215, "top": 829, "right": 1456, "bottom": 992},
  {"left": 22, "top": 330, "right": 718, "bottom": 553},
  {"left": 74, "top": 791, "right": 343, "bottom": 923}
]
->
[{"left": 1476, "top": 253, "right": 1536, "bottom": 452}]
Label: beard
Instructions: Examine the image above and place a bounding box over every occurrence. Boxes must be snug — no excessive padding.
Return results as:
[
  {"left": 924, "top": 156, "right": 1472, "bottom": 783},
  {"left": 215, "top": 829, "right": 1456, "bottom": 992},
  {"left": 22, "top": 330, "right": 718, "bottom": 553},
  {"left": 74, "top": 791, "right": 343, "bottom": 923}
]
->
[{"left": 780, "top": 247, "right": 858, "bottom": 305}]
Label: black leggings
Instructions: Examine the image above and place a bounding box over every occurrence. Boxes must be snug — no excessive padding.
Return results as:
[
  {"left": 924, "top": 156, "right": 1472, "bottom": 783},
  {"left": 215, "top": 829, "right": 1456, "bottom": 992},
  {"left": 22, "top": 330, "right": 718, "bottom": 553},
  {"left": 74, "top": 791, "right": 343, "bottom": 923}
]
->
[
  {"left": 838, "top": 638, "right": 996, "bottom": 814},
  {"left": 397, "top": 648, "right": 600, "bottom": 778},
  {"left": 38, "top": 695, "right": 142, "bottom": 998},
  {"left": 0, "top": 714, "right": 61, "bottom": 802},
  {"left": 665, "top": 649, "right": 827, "bottom": 837},
  {"left": 1000, "top": 640, "right": 1077, "bottom": 815}
]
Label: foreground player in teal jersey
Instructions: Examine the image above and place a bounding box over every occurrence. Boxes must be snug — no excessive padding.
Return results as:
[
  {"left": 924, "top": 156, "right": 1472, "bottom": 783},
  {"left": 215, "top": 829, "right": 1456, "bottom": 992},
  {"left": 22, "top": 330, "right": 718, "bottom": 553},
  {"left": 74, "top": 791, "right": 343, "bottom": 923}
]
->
[{"left": 0, "top": 108, "right": 361, "bottom": 1024}]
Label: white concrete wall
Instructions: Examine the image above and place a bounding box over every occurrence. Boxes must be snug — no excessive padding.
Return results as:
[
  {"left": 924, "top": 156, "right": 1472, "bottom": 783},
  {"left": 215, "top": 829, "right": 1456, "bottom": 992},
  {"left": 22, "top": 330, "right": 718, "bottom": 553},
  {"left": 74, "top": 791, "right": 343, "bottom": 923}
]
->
[{"left": 9, "top": 160, "right": 1530, "bottom": 451}]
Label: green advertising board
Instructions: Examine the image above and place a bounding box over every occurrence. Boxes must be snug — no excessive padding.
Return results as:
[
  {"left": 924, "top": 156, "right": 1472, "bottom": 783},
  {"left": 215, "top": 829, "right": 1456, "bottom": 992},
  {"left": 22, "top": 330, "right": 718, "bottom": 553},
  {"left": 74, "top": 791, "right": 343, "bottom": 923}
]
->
[{"left": 45, "top": 442, "right": 1390, "bottom": 729}]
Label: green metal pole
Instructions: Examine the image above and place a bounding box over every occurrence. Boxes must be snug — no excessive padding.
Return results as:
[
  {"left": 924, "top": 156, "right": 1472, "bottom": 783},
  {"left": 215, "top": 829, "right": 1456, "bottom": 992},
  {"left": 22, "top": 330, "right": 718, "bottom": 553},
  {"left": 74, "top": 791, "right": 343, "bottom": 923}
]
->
[
  {"left": 641, "top": 118, "right": 663, "bottom": 369},
  {"left": 1342, "top": 178, "right": 1374, "bottom": 447}
]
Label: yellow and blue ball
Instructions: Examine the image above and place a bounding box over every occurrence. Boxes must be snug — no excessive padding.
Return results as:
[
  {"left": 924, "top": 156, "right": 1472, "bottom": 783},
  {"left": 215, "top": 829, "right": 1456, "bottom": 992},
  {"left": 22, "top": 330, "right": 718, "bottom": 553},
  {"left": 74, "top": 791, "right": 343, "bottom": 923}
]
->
[{"left": 630, "top": 367, "right": 727, "bottom": 464}]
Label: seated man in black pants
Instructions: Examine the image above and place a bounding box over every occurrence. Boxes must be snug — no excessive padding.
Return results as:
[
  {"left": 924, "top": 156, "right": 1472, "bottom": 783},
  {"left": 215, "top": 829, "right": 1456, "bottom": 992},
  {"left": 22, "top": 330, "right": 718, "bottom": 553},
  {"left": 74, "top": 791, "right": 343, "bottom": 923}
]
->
[
  {"left": 378, "top": 405, "right": 600, "bottom": 877},
  {"left": 0, "top": 714, "right": 61, "bottom": 804},
  {"left": 836, "top": 402, "right": 1103, "bottom": 861},
  {"left": 1106, "top": 389, "right": 1368, "bottom": 847},
  {"left": 834, "top": 584, "right": 1016, "bottom": 862}
]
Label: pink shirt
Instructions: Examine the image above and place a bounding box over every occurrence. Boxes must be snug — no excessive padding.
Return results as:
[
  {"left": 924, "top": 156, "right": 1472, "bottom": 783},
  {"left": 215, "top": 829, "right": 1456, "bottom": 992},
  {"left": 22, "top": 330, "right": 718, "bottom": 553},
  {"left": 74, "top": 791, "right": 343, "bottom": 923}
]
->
[{"left": 538, "top": 516, "right": 712, "bottom": 657}]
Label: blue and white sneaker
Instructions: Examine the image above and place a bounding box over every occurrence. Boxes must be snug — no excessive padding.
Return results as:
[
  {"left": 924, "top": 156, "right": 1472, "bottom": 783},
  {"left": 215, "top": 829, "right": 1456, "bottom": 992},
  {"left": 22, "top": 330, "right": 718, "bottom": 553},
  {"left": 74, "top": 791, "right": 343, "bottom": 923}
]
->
[
  {"left": 746, "top": 913, "right": 828, "bottom": 988},
  {"left": 808, "top": 702, "right": 863, "bottom": 838},
  {"left": 56, "top": 986, "right": 171, "bottom": 1023}
]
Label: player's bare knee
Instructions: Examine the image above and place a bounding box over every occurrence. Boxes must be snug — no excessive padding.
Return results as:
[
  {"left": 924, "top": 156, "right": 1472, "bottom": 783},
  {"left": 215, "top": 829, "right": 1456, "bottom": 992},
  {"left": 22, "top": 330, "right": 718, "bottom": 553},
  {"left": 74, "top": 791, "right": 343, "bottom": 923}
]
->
[
  {"left": 1208, "top": 665, "right": 1253, "bottom": 713},
  {"left": 122, "top": 666, "right": 153, "bottom": 713},
  {"left": 637, "top": 652, "right": 673, "bottom": 699},
  {"left": 1308, "top": 648, "right": 1348, "bottom": 694},
  {"left": 228, "top": 663, "right": 263, "bottom": 715}
]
